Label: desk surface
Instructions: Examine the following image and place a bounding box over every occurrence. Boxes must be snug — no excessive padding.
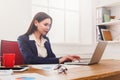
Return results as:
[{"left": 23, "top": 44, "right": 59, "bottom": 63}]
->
[{"left": 14, "top": 59, "right": 120, "bottom": 80}]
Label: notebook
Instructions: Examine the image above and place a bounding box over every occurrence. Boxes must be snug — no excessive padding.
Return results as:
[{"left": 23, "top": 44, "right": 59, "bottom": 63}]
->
[{"left": 64, "top": 41, "right": 108, "bottom": 65}]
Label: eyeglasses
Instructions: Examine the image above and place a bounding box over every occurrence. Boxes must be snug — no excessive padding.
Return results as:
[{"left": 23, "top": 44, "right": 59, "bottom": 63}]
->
[{"left": 53, "top": 64, "right": 68, "bottom": 74}]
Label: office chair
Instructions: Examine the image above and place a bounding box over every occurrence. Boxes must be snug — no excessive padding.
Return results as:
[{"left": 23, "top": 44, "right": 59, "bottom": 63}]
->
[{"left": 1, "top": 40, "right": 24, "bottom": 65}]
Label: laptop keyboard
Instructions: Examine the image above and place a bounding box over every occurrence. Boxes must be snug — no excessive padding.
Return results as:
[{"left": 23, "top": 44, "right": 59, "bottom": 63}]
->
[{"left": 71, "top": 58, "right": 90, "bottom": 63}]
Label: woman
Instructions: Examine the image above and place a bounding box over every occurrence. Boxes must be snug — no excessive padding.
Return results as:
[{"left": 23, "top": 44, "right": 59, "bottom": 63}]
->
[{"left": 17, "top": 12, "right": 80, "bottom": 64}]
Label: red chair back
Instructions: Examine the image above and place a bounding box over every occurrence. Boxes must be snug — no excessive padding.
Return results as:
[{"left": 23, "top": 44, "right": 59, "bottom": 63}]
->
[{"left": 1, "top": 40, "right": 24, "bottom": 65}]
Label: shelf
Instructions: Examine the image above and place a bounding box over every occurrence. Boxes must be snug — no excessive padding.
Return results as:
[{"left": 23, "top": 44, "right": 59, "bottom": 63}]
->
[
  {"left": 96, "top": 0, "right": 120, "bottom": 41},
  {"left": 96, "top": 1, "right": 120, "bottom": 8},
  {"left": 97, "top": 20, "right": 120, "bottom": 26}
]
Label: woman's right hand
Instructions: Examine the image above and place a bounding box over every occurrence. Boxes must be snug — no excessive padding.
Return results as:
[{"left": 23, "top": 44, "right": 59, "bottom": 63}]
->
[{"left": 59, "top": 55, "right": 80, "bottom": 64}]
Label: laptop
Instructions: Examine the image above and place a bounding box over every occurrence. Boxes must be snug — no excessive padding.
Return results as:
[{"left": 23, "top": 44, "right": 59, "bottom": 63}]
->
[{"left": 64, "top": 41, "right": 108, "bottom": 65}]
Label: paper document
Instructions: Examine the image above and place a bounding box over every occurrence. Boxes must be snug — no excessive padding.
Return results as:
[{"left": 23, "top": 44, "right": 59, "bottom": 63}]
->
[
  {"left": 30, "top": 64, "right": 80, "bottom": 71},
  {"left": 0, "top": 73, "right": 49, "bottom": 80},
  {"left": 0, "top": 69, "right": 13, "bottom": 75}
]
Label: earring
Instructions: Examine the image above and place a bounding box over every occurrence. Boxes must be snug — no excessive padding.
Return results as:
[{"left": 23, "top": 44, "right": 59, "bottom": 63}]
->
[{"left": 35, "top": 24, "right": 37, "bottom": 26}]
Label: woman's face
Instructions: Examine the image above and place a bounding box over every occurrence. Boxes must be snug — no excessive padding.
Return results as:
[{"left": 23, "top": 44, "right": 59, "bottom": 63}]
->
[{"left": 34, "top": 18, "right": 51, "bottom": 36}]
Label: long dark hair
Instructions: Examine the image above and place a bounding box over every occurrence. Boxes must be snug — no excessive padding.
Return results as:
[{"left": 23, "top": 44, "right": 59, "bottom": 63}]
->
[{"left": 25, "top": 12, "right": 52, "bottom": 35}]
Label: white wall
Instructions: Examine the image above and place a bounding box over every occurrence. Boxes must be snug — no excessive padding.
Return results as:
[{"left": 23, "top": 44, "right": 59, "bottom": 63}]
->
[
  {"left": 0, "top": 0, "right": 32, "bottom": 41},
  {"left": 79, "top": 0, "right": 93, "bottom": 45}
]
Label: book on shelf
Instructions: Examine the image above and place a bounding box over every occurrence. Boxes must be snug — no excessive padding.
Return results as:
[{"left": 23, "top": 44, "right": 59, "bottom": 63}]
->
[
  {"left": 97, "top": 25, "right": 112, "bottom": 41},
  {"left": 96, "top": 7, "right": 111, "bottom": 24},
  {"left": 101, "top": 29, "right": 112, "bottom": 41},
  {"left": 103, "top": 14, "right": 110, "bottom": 22},
  {"left": 97, "top": 25, "right": 107, "bottom": 40}
]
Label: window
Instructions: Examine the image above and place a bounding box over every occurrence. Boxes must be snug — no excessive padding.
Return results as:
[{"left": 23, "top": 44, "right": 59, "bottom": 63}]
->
[
  {"left": 32, "top": 0, "right": 80, "bottom": 44},
  {"left": 32, "top": 0, "right": 93, "bottom": 45}
]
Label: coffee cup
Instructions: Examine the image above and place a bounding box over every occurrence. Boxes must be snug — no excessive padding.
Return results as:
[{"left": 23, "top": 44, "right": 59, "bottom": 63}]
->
[{"left": 2, "top": 53, "right": 15, "bottom": 68}]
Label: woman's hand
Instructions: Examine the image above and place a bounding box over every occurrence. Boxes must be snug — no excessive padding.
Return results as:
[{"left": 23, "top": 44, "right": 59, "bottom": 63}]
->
[{"left": 59, "top": 55, "right": 80, "bottom": 64}]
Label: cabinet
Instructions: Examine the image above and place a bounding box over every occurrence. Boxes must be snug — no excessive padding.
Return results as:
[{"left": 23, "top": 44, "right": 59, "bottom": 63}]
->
[{"left": 96, "top": 0, "right": 120, "bottom": 41}]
